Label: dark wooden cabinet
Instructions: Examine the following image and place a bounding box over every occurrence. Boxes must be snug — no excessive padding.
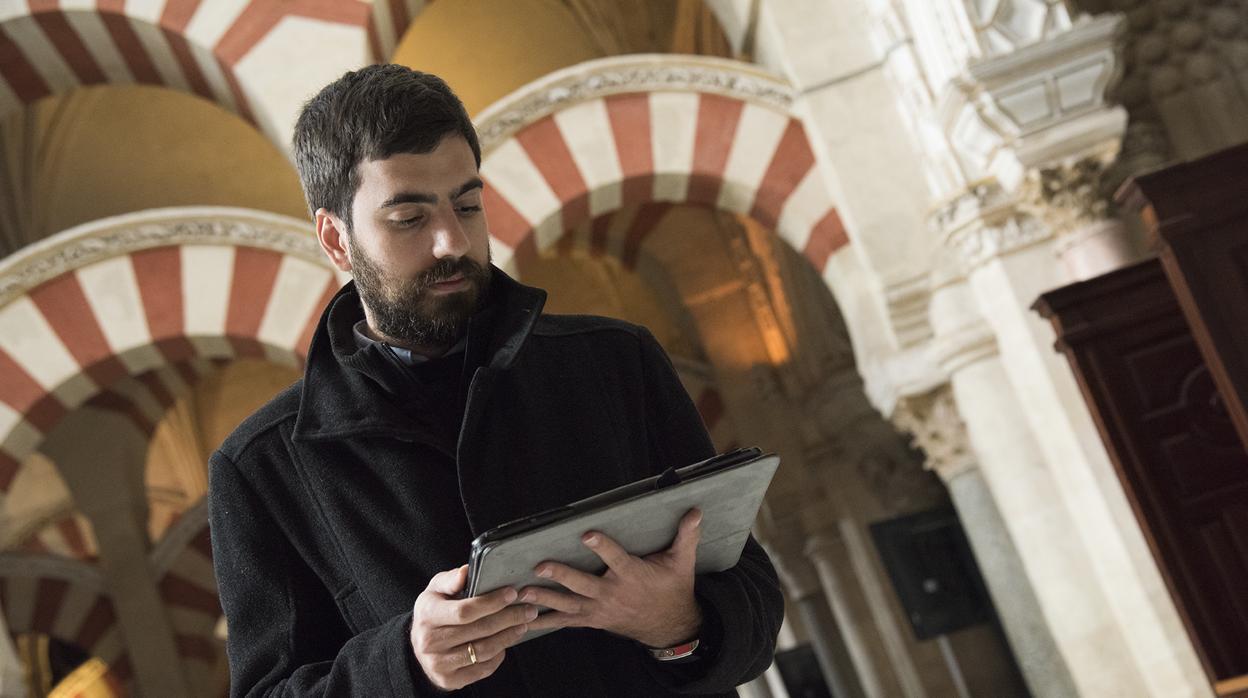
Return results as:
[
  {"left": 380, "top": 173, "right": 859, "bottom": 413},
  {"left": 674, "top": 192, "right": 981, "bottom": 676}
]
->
[
  {"left": 1122, "top": 143, "right": 1248, "bottom": 450},
  {"left": 1034, "top": 144, "right": 1248, "bottom": 695},
  {"left": 1036, "top": 260, "right": 1248, "bottom": 690}
]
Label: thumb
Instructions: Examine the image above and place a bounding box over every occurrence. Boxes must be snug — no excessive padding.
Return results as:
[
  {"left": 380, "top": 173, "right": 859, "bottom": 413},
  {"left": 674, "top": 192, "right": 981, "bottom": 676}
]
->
[
  {"left": 670, "top": 508, "right": 703, "bottom": 565},
  {"left": 428, "top": 564, "right": 469, "bottom": 596}
]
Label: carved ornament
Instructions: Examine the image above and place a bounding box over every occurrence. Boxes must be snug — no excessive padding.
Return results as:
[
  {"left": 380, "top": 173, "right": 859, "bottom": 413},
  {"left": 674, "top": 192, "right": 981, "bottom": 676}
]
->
[
  {"left": 891, "top": 384, "right": 977, "bottom": 482},
  {"left": 0, "top": 209, "right": 324, "bottom": 308},
  {"left": 474, "top": 55, "right": 796, "bottom": 153}
]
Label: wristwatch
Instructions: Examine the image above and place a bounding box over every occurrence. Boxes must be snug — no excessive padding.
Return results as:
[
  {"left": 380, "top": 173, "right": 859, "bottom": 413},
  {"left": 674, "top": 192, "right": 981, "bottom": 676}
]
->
[{"left": 646, "top": 638, "right": 702, "bottom": 663}]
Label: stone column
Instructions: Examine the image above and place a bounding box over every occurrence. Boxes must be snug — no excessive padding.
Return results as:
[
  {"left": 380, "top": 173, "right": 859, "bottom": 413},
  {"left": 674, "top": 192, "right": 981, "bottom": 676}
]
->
[
  {"left": 893, "top": 383, "right": 1077, "bottom": 698},
  {"left": 42, "top": 409, "right": 194, "bottom": 698},
  {"left": 762, "top": 521, "right": 864, "bottom": 698},
  {"left": 804, "top": 532, "right": 892, "bottom": 698}
]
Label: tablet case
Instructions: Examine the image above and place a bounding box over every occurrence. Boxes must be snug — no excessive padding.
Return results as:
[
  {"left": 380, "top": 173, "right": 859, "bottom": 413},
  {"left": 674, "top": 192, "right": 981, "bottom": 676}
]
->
[{"left": 464, "top": 447, "right": 780, "bottom": 642}]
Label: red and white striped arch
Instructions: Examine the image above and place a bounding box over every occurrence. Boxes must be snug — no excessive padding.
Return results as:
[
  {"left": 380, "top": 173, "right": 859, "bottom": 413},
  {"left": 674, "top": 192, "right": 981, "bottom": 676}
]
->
[
  {"left": 0, "top": 0, "right": 380, "bottom": 147},
  {"left": 0, "top": 207, "right": 343, "bottom": 499},
  {"left": 14, "top": 508, "right": 97, "bottom": 560},
  {"left": 0, "top": 556, "right": 131, "bottom": 685},
  {"left": 476, "top": 56, "right": 850, "bottom": 279}
]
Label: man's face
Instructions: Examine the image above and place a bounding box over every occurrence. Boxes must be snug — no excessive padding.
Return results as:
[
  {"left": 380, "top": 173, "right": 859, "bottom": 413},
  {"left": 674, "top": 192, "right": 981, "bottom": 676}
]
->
[{"left": 343, "top": 134, "right": 492, "bottom": 348}]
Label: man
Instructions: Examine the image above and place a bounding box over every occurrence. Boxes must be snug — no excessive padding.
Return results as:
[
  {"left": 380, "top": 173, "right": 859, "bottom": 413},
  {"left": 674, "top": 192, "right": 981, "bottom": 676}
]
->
[{"left": 209, "top": 64, "right": 783, "bottom": 697}]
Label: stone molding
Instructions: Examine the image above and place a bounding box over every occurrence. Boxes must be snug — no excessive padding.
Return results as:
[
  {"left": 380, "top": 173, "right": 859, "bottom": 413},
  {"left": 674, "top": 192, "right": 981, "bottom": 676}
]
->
[
  {"left": 891, "top": 384, "right": 978, "bottom": 483},
  {"left": 883, "top": 273, "right": 934, "bottom": 349},
  {"left": 931, "top": 320, "right": 999, "bottom": 375},
  {"left": 474, "top": 54, "right": 796, "bottom": 153},
  {"left": 0, "top": 207, "right": 323, "bottom": 308}
]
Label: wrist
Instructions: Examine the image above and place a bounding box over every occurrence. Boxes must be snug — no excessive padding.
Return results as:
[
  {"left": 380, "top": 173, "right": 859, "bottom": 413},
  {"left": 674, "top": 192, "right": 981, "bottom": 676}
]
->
[{"left": 637, "top": 599, "right": 702, "bottom": 648}]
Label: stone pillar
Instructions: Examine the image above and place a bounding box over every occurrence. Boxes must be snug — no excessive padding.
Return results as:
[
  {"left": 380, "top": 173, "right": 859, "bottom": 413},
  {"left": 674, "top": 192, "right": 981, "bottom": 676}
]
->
[
  {"left": 763, "top": 524, "right": 863, "bottom": 698},
  {"left": 42, "top": 409, "right": 194, "bottom": 698},
  {"left": 893, "top": 383, "right": 1077, "bottom": 698},
  {"left": 805, "top": 533, "right": 891, "bottom": 698},
  {"left": 793, "top": 594, "right": 862, "bottom": 698}
]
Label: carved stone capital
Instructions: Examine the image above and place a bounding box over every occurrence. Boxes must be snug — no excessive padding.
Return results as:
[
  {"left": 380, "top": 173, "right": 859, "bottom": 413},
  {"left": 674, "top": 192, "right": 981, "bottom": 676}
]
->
[
  {"left": 1019, "top": 145, "right": 1118, "bottom": 237},
  {"left": 932, "top": 181, "right": 1053, "bottom": 271},
  {"left": 892, "top": 384, "right": 978, "bottom": 483}
]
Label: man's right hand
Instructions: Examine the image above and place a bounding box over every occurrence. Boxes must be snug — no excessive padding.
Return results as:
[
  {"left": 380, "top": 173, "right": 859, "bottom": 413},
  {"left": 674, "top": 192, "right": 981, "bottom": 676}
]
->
[{"left": 409, "top": 565, "right": 537, "bottom": 691}]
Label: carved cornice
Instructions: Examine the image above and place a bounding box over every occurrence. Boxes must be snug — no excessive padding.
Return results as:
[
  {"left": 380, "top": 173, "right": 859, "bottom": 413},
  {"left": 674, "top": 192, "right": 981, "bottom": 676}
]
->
[
  {"left": 892, "top": 384, "right": 977, "bottom": 483},
  {"left": 474, "top": 54, "right": 796, "bottom": 153},
  {"left": 0, "top": 208, "right": 323, "bottom": 308}
]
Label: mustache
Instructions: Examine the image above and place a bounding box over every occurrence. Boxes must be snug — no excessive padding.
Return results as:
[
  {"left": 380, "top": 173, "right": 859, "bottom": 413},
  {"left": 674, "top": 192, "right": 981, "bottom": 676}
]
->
[{"left": 414, "top": 257, "right": 488, "bottom": 289}]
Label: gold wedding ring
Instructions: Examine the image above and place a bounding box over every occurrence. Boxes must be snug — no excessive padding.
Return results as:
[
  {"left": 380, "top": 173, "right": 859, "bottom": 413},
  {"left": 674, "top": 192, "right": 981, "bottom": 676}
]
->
[{"left": 467, "top": 642, "right": 478, "bottom": 666}]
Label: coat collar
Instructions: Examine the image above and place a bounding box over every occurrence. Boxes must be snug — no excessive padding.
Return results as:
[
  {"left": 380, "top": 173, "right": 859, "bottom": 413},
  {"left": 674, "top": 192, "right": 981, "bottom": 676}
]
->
[{"left": 292, "top": 266, "right": 546, "bottom": 441}]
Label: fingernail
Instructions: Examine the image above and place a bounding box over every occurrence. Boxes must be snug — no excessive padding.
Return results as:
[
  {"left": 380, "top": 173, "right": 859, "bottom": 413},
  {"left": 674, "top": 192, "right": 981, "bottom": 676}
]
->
[
  {"left": 526, "top": 605, "right": 539, "bottom": 620},
  {"left": 583, "top": 533, "right": 599, "bottom": 546},
  {"left": 537, "top": 566, "right": 552, "bottom": 578},
  {"left": 504, "top": 587, "right": 518, "bottom": 603},
  {"left": 515, "top": 624, "right": 528, "bottom": 635},
  {"left": 694, "top": 511, "right": 703, "bottom": 527},
  {"left": 520, "top": 590, "right": 534, "bottom": 602}
]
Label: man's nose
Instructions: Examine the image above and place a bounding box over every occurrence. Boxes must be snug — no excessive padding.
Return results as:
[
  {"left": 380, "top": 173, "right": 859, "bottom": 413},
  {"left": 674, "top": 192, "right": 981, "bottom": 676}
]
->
[{"left": 431, "top": 210, "right": 470, "bottom": 259}]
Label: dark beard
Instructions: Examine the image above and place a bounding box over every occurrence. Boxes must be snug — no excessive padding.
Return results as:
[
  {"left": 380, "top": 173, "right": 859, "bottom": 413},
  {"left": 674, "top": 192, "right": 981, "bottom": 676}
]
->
[{"left": 349, "top": 238, "right": 492, "bottom": 349}]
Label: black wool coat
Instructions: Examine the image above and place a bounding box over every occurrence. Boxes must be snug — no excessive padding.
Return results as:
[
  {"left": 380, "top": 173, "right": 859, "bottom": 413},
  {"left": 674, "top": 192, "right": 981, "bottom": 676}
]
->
[{"left": 209, "top": 269, "right": 784, "bottom": 697}]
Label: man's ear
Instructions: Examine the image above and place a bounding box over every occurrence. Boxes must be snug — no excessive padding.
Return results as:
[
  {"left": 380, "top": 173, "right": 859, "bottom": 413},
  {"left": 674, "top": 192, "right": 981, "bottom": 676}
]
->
[{"left": 315, "top": 208, "right": 352, "bottom": 273}]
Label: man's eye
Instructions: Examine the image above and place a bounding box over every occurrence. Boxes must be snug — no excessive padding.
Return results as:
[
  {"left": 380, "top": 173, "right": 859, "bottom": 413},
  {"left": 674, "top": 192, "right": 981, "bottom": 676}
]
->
[
  {"left": 457, "top": 205, "right": 482, "bottom": 215},
  {"left": 393, "top": 216, "right": 423, "bottom": 227}
]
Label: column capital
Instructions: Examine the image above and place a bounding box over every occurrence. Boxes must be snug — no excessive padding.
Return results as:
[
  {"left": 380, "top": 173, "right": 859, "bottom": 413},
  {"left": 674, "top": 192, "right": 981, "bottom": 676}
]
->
[
  {"left": 933, "top": 181, "right": 1053, "bottom": 271},
  {"left": 892, "top": 384, "right": 978, "bottom": 483}
]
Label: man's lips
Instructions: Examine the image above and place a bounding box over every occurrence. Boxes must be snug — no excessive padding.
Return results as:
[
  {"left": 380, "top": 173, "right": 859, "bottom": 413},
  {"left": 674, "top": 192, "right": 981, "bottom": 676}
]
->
[{"left": 428, "top": 273, "right": 468, "bottom": 292}]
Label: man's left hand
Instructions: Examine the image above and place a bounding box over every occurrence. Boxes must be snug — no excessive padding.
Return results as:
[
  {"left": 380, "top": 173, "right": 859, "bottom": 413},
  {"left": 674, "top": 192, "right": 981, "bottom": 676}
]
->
[{"left": 519, "top": 507, "right": 704, "bottom": 648}]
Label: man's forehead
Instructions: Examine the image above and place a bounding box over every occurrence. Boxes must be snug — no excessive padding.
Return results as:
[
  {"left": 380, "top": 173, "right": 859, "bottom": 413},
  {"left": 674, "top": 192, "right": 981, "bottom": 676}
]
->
[{"left": 358, "top": 144, "right": 479, "bottom": 198}]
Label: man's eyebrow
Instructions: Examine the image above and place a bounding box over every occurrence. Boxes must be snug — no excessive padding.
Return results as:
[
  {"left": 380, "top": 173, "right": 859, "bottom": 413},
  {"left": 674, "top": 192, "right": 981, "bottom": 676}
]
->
[
  {"left": 379, "top": 191, "right": 436, "bottom": 209},
  {"left": 378, "top": 177, "right": 483, "bottom": 209},
  {"left": 453, "top": 177, "right": 484, "bottom": 198}
]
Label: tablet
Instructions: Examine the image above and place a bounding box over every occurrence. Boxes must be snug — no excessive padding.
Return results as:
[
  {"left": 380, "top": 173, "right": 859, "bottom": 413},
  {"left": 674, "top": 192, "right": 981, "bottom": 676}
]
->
[{"left": 464, "top": 447, "right": 780, "bottom": 642}]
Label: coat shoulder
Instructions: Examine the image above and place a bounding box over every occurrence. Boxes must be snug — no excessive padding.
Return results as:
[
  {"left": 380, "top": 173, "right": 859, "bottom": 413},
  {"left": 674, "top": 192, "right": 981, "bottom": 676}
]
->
[
  {"left": 215, "top": 380, "right": 302, "bottom": 463},
  {"left": 532, "top": 313, "right": 649, "bottom": 342}
]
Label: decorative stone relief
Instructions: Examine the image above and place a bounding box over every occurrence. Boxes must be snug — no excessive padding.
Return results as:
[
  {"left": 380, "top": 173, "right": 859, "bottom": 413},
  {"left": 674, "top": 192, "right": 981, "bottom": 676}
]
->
[
  {"left": 891, "top": 384, "right": 978, "bottom": 483},
  {"left": 474, "top": 55, "right": 795, "bottom": 153},
  {"left": 0, "top": 209, "right": 323, "bottom": 308}
]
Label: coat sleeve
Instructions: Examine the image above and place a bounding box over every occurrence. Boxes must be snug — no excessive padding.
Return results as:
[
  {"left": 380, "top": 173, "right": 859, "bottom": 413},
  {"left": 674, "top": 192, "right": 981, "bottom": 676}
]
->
[
  {"left": 634, "top": 328, "right": 785, "bottom": 694},
  {"left": 209, "top": 448, "right": 438, "bottom": 697}
]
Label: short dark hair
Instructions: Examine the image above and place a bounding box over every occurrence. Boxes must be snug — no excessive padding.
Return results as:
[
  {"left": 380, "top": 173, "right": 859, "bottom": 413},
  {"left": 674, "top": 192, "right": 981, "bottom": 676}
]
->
[{"left": 292, "top": 64, "right": 481, "bottom": 227}]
